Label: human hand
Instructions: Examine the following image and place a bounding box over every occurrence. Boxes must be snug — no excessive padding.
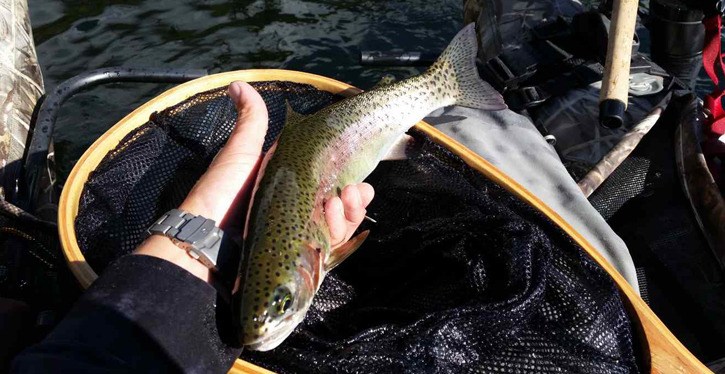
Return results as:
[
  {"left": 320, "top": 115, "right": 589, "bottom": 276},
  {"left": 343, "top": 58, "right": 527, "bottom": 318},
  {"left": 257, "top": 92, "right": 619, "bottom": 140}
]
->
[{"left": 134, "top": 81, "right": 374, "bottom": 282}]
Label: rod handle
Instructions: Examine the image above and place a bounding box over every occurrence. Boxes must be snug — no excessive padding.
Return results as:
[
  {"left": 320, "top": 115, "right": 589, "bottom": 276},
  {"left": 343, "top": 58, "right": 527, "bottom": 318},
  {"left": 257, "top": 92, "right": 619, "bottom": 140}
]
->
[{"left": 599, "top": 0, "right": 639, "bottom": 128}]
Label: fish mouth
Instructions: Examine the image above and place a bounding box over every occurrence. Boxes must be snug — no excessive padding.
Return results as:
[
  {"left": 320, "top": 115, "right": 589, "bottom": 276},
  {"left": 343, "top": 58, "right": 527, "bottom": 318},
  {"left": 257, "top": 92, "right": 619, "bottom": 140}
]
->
[
  {"left": 243, "top": 275, "right": 314, "bottom": 351},
  {"left": 243, "top": 263, "right": 317, "bottom": 351},
  {"left": 244, "top": 316, "right": 299, "bottom": 351}
]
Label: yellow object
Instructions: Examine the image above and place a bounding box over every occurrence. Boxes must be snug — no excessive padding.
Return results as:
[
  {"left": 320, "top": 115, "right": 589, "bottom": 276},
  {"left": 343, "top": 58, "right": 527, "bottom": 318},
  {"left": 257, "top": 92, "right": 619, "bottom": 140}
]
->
[
  {"left": 58, "top": 70, "right": 710, "bottom": 373},
  {"left": 599, "top": 0, "right": 639, "bottom": 107}
]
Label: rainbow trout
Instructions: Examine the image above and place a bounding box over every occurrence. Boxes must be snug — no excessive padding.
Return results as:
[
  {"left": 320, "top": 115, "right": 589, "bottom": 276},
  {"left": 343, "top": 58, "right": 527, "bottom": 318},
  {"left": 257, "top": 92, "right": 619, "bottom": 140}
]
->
[{"left": 235, "top": 23, "right": 506, "bottom": 350}]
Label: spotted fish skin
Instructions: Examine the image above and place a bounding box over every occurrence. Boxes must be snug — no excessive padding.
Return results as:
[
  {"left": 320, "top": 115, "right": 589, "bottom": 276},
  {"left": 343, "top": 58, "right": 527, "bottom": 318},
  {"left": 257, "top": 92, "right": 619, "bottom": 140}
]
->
[{"left": 235, "top": 23, "right": 506, "bottom": 351}]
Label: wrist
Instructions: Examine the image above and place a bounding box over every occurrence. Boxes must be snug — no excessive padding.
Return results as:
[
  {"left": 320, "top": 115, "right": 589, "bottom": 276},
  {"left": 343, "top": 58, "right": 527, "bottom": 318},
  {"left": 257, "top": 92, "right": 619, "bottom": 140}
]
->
[
  {"left": 134, "top": 235, "right": 212, "bottom": 283},
  {"left": 136, "top": 208, "right": 223, "bottom": 284},
  {"left": 178, "top": 198, "right": 223, "bottom": 224}
]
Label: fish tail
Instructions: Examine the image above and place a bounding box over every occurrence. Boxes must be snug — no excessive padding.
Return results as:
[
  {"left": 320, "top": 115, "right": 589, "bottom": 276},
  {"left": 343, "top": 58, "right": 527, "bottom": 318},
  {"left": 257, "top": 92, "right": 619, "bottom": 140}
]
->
[{"left": 427, "top": 23, "right": 507, "bottom": 110}]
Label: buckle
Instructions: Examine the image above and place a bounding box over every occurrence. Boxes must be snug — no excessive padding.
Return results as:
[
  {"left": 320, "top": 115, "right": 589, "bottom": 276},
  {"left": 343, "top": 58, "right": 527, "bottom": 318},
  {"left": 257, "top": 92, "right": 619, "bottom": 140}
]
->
[
  {"left": 505, "top": 86, "right": 548, "bottom": 111},
  {"left": 484, "top": 50, "right": 538, "bottom": 89},
  {"left": 485, "top": 56, "right": 517, "bottom": 88},
  {"left": 531, "top": 17, "right": 571, "bottom": 40}
]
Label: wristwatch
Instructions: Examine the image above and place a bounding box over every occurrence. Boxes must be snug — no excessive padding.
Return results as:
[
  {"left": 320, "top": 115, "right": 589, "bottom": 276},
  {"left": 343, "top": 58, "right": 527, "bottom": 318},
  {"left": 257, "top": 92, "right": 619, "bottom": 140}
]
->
[{"left": 147, "top": 209, "right": 222, "bottom": 270}]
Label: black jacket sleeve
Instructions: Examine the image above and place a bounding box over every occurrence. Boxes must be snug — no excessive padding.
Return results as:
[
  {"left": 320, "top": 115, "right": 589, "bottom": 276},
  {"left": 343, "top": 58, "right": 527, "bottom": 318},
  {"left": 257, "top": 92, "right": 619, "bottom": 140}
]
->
[{"left": 11, "top": 255, "right": 243, "bottom": 373}]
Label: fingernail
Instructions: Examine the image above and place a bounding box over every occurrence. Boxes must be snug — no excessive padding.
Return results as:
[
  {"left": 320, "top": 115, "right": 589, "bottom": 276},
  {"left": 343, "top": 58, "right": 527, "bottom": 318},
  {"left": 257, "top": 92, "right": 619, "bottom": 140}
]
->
[{"left": 229, "top": 81, "right": 242, "bottom": 99}]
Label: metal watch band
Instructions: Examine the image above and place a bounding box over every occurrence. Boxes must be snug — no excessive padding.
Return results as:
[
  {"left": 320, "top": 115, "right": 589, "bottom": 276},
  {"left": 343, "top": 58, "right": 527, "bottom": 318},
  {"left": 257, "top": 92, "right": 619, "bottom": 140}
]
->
[{"left": 147, "top": 209, "right": 222, "bottom": 270}]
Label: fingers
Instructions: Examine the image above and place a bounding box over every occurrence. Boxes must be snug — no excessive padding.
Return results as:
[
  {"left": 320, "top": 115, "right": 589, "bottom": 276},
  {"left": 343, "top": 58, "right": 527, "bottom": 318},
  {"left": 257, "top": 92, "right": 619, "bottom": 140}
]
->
[
  {"left": 325, "top": 196, "right": 346, "bottom": 247},
  {"left": 325, "top": 183, "right": 375, "bottom": 249},
  {"left": 356, "top": 183, "right": 375, "bottom": 207},
  {"left": 340, "top": 184, "right": 366, "bottom": 224}
]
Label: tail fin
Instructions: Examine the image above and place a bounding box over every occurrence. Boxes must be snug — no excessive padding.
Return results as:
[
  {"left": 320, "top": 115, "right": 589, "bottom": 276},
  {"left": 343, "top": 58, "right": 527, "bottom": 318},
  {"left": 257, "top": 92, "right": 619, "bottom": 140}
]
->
[{"left": 428, "top": 23, "right": 506, "bottom": 110}]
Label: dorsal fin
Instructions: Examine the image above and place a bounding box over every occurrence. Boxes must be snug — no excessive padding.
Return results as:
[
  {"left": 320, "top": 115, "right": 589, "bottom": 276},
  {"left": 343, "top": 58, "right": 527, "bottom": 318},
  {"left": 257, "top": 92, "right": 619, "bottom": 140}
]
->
[{"left": 285, "top": 101, "right": 306, "bottom": 124}]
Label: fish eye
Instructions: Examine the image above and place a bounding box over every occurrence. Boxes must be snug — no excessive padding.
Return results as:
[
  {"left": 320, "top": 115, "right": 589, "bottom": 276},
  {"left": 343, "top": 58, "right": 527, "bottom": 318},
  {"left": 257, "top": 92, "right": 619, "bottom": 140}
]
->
[{"left": 273, "top": 286, "right": 293, "bottom": 316}]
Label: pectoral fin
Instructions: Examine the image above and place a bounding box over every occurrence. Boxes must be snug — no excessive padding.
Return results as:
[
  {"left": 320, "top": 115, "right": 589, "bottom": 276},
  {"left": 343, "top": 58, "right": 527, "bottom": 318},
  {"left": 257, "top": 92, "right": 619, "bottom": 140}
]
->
[
  {"left": 382, "top": 134, "right": 414, "bottom": 161},
  {"left": 303, "top": 241, "right": 324, "bottom": 289},
  {"left": 325, "top": 230, "right": 370, "bottom": 271}
]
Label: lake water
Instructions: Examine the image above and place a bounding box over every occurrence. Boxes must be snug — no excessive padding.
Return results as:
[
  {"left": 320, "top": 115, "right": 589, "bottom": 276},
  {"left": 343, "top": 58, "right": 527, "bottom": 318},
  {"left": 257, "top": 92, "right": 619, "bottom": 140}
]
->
[{"left": 29, "top": 0, "right": 464, "bottom": 181}]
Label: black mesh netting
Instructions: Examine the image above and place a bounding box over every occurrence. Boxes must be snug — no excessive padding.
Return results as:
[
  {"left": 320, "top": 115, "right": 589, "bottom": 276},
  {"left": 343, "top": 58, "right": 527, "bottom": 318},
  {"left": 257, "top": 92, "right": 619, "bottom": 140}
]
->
[{"left": 75, "top": 81, "right": 641, "bottom": 373}]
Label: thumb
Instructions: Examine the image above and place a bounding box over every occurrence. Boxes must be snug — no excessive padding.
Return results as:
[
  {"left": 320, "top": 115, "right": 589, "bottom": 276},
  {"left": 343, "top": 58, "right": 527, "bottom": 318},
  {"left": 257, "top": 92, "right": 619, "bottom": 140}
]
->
[
  {"left": 211, "top": 81, "right": 269, "bottom": 170},
  {"left": 179, "top": 81, "right": 268, "bottom": 224}
]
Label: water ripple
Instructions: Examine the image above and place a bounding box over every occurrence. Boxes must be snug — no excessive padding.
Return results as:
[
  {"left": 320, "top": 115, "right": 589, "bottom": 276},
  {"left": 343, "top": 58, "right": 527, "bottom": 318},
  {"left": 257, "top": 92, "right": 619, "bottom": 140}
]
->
[{"left": 29, "top": 0, "right": 463, "bottom": 180}]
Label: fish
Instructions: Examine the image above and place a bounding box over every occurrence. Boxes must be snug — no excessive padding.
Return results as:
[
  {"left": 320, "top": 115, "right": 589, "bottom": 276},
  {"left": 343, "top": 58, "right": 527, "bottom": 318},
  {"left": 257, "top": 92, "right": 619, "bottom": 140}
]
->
[{"left": 234, "top": 23, "right": 506, "bottom": 351}]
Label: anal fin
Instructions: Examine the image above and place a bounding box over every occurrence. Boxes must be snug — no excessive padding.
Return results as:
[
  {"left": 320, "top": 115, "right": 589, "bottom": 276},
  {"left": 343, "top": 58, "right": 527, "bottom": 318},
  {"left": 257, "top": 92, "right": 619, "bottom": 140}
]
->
[
  {"left": 325, "top": 230, "right": 370, "bottom": 271},
  {"left": 382, "top": 134, "right": 414, "bottom": 161}
]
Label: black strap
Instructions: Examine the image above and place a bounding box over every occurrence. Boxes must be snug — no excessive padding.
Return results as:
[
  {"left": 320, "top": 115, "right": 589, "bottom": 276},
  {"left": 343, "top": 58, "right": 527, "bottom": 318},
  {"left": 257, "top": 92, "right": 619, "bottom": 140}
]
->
[
  {"left": 505, "top": 62, "right": 605, "bottom": 111},
  {"left": 484, "top": 11, "right": 664, "bottom": 112},
  {"left": 482, "top": 18, "right": 575, "bottom": 90},
  {"left": 636, "top": 267, "right": 650, "bottom": 305}
]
